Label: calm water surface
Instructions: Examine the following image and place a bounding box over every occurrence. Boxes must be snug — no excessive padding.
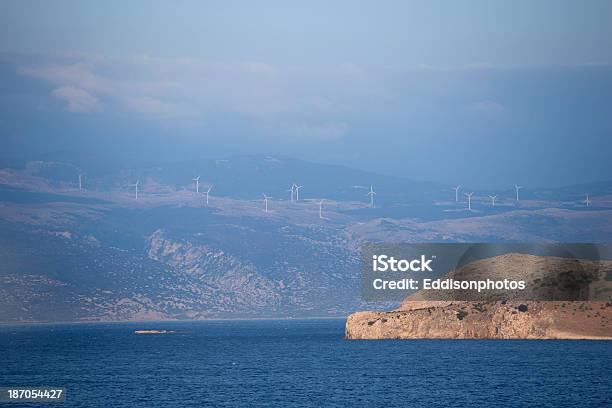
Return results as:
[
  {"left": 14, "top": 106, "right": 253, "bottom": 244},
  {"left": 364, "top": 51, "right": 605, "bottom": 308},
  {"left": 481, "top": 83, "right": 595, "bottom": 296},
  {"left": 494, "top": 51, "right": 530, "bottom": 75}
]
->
[{"left": 1, "top": 319, "right": 610, "bottom": 407}]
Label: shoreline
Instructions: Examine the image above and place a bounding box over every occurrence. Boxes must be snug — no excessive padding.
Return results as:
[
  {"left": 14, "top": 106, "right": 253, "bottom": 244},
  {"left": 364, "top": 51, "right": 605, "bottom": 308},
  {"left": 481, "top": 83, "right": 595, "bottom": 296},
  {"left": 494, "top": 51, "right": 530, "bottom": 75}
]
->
[{"left": 0, "top": 316, "right": 348, "bottom": 328}]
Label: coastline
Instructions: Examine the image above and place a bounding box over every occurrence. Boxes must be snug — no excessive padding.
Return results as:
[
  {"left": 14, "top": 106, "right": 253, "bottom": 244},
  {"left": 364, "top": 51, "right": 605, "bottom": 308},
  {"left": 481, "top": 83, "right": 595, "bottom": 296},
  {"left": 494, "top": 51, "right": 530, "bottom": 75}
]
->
[{"left": 345, "top": 301, "right": 612, "bottom": 340}]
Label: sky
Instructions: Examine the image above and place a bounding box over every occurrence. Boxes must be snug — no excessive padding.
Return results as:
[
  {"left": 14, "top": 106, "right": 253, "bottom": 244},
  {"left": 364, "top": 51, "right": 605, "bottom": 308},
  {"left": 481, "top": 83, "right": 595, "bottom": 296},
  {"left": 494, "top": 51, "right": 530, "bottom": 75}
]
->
[{"left": 1, "top": 0, "right": 612, "bottom": 188}]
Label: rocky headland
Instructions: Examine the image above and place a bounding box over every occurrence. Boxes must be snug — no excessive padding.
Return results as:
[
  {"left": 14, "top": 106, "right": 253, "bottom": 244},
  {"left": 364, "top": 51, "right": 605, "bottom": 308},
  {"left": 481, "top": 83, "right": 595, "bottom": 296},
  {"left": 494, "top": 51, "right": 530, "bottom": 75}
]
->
[{"left": 346, "top": 253, "right": 612, "bottom": 340}]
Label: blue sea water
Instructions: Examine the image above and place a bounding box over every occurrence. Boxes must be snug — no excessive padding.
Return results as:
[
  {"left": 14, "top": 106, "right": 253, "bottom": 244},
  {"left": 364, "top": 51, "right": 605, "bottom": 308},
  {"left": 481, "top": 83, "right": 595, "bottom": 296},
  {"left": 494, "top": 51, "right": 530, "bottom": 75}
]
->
[{"left": 0, "top": 319, "right": 610, "bottom": 407}]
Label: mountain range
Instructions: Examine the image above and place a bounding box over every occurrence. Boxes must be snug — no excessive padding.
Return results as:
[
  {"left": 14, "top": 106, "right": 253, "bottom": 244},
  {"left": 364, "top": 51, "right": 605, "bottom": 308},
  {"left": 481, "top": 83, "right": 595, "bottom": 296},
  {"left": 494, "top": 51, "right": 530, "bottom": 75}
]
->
[{"left": 0, "top": 154, "right": 611, "bottom": 322}]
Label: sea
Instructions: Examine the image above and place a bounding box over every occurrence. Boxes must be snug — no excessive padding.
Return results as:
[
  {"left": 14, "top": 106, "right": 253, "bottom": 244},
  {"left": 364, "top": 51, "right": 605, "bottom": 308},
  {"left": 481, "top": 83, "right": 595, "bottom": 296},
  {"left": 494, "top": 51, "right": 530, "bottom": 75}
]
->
[{"left": 0, "top": 319, "right": 610, "bottom": 407}]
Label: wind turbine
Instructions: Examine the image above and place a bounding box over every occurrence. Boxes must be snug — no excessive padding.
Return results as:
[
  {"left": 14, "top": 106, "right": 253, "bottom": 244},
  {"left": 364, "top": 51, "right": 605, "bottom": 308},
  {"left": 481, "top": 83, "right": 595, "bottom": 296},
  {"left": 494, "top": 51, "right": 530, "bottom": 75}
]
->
[
  {"left": 453, "top": 185, "right": 461, "bottom": 202},
  {"left": 287, "top": 184, "right": 295, "bottom": 202},
  {"left": 193, "top": 176, "right": 201, "bottom": 193},
  {"left": 488, "top": 195, "right": 497, "bottom": 206},
  {"left": 204, "top": 185, "right": 213, "bottom": 206},
  {"left": 294, "top": 185, "right": 303, "bottom": 201},
  {"left": 367, "top": 185, "right": 376, "bottom": 208},
  {"left": 514, "top": 184, "right": 523, "bottom": 201},
  {"left": 130, "top": 180, "right": 140, "bottom": 200},
  {"left": 585, "top": 194, "right": 592, "bottom": 207},
  {"left": 262, "top": 193, "right": 270, "bottom": 213},
  {"left": 318, "top": 199, "right": 324, "bottom": 219},
  {"left": 465, "top": 192, "right": 474, "bottom": 211},
  {"left": 78, "top": 174, "right": 83, "bottom": 191}
]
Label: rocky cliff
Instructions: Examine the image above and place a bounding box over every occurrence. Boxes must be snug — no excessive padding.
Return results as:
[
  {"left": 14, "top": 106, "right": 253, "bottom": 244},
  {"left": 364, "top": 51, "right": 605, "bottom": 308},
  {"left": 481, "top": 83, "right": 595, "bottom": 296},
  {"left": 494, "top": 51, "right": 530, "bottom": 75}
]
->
[
  {"left": 346, "top": 300, "right": 612, "bottom": 339},
  {"left": 346, "top": 254, "right": 612, "bottom": 339}
]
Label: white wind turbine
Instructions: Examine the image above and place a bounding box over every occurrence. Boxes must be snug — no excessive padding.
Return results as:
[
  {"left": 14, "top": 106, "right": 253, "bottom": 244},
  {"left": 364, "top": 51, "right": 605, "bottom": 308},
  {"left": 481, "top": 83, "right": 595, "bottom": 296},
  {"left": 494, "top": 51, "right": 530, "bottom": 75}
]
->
[
  {"left": 465, "top": 192, "right": 474, "bottom": 211},
  {"left": 453, "top": 185, "right": 461, "bottom": 202},
  {"left": 488, "top": 195, "right": 497, "bottom": 206},
  {"left": 130, "top": 180, "right": 140, "bottom": 200},
  {"left": 262, "top": 193, "right": 270, "bottom": 213},
  {"left": 585, "top": 194, "right": 592, "bottom": 207},
  {"left": 78, "top": 174, "right": 83, "bottom": 191},
  {"left": 294, "top": 184, "right": 303, "bottom": 201},
  {"left": 318, "top": 199, "right": 324, "bottom": 219},
  {"left": 367, "top": 185, "right": 376, "bottom": 208},
  {"left": 204, "top": 185, "right": 213, "bottom": 206},
  {"left": 287, "top": 184, "right": 295, "bottom": 202},
  {"left": 193, "top": 176, "right": 201, "bottom": 193},
  {"left": 514, "top": 184, "right": 523, "bottom": 201}
]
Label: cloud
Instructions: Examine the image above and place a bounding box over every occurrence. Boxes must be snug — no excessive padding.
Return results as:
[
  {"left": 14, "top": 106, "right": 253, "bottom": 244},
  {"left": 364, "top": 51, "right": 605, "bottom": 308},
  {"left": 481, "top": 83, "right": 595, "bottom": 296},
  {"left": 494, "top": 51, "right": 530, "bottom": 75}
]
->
[
  {"left": 21, "top": 63, "right": 106, "bottom": 92},
  {"left": 18, "top": 56, "right": 304, "bottom": 119},
  {"left": 16, "top": 54, "right": 378, "bottom": 126},
  {"left": 50, "top": 86, "right": 99, "bottom": 113},
  {"left": 16, "top": 53, "right": 605, "bottom": 142}
]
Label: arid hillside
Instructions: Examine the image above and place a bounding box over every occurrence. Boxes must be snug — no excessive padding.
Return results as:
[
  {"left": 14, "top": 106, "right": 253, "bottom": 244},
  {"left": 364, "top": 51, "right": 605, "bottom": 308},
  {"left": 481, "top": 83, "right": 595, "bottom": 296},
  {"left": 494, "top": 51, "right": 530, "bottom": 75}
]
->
[{"left": 346, "top": 253, "right": 612, "bottom": 339}]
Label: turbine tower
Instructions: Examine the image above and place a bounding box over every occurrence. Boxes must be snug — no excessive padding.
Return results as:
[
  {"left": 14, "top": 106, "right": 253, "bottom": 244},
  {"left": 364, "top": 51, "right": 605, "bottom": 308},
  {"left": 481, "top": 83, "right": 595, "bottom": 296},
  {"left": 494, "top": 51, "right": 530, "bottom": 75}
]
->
[
  {"left": 488, "top": 195, "right": 497, "bottom": 206},
  {"left": 287, "top": 184, "right": 295, "bottom": 202},
  {"left": 78, "top": 174, "right": 83, "bottom": 191},
  {"left": 193, "top": 176, "right": 201, "bottom": 193},
  {"left": 514, "top": 184, "right": 522, "bottom": 201},
  {"left": 204, "top": 185, "right": 213, "bottom": 206},
  {"left": 453, "top": 185, "right": 461, "bottom": 202},
  {"left": 585, "top": 194, "right": 591, "bottom": 207},
  {"left": 367, "top": 185, "right": 376, "bottom": 208},
  {"left": 465, "top": 192, "right": 474, "bottom": 211},
  {"left": 130, "top": 180, "right": 140, "bottom": 200},
  {"left": 318, "top": 199, "right": 324, "bottom": 219},
  {"left": 294, "top": 185, "right": 303, "bottom": 201},
  {"left": 262, "top": 193, "right": 270, "bottom": 213}
]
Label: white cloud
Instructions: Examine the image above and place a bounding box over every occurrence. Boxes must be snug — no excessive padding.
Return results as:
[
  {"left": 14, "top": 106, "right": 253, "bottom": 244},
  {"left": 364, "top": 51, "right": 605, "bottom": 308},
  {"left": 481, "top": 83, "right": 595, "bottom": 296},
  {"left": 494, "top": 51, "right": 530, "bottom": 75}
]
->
[
  {"left": 50, "top": 86, "right": 99, "bottom": 113},
  {"left": 22, "top": 63, "right": 106, "bottom": 92},
  {"left": 16, "top": 55, "right": 383, "bottom": 120},
  {"left": 18, "top": 56, "right": 309, "bottom": 119},
  {"left": 15, "top": 53, "right": 544, "bottom": 138}
]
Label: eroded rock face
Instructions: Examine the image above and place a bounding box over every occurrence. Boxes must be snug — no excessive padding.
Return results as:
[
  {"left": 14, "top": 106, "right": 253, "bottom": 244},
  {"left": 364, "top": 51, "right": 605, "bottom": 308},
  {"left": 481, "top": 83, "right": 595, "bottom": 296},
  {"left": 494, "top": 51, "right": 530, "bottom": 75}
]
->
[
  {"left": 144, "top": 228, "right": 362, "bottom": 317},
  {"left": 147, "top": 229, "right": 282, "bottom": 312},
  {"left": 346, "top": 252, "right": 612, "bottom": 340},
  {"left": 346, "top": 301, "right": 612, "bottom": 340}
]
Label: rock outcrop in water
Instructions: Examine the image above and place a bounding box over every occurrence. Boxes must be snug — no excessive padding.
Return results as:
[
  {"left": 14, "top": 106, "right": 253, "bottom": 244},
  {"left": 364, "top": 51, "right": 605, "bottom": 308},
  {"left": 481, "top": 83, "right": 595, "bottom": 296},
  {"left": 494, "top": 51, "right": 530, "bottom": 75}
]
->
[{"left": 346, "top": 254, "right": 612, "bottom": 340}]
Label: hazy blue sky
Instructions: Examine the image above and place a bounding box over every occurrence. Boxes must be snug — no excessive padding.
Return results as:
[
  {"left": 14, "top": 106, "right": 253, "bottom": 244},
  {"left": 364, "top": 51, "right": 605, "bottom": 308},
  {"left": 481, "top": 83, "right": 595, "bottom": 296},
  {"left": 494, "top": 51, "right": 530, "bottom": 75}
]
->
[{"left": 1, "top": 1, "right": 611, "bottom": 187}]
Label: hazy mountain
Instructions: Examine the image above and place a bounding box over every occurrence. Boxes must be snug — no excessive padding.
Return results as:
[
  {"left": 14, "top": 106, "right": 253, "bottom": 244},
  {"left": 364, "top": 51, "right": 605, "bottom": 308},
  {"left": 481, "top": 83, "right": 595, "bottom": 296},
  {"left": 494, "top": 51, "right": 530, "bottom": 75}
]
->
[{"left": 0, "top": 155, "right": 610, "bottom": 322}]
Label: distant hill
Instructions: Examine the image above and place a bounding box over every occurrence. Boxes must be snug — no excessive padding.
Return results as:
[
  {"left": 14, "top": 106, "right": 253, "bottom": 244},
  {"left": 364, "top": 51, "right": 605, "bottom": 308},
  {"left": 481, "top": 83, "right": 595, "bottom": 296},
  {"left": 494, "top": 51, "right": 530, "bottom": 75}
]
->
[
  {"left": 2, "top": 153, "right": 611, "bottom": 221},
  {"left": 0, "top": 155, "right": 611, "bottom": 322}
]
